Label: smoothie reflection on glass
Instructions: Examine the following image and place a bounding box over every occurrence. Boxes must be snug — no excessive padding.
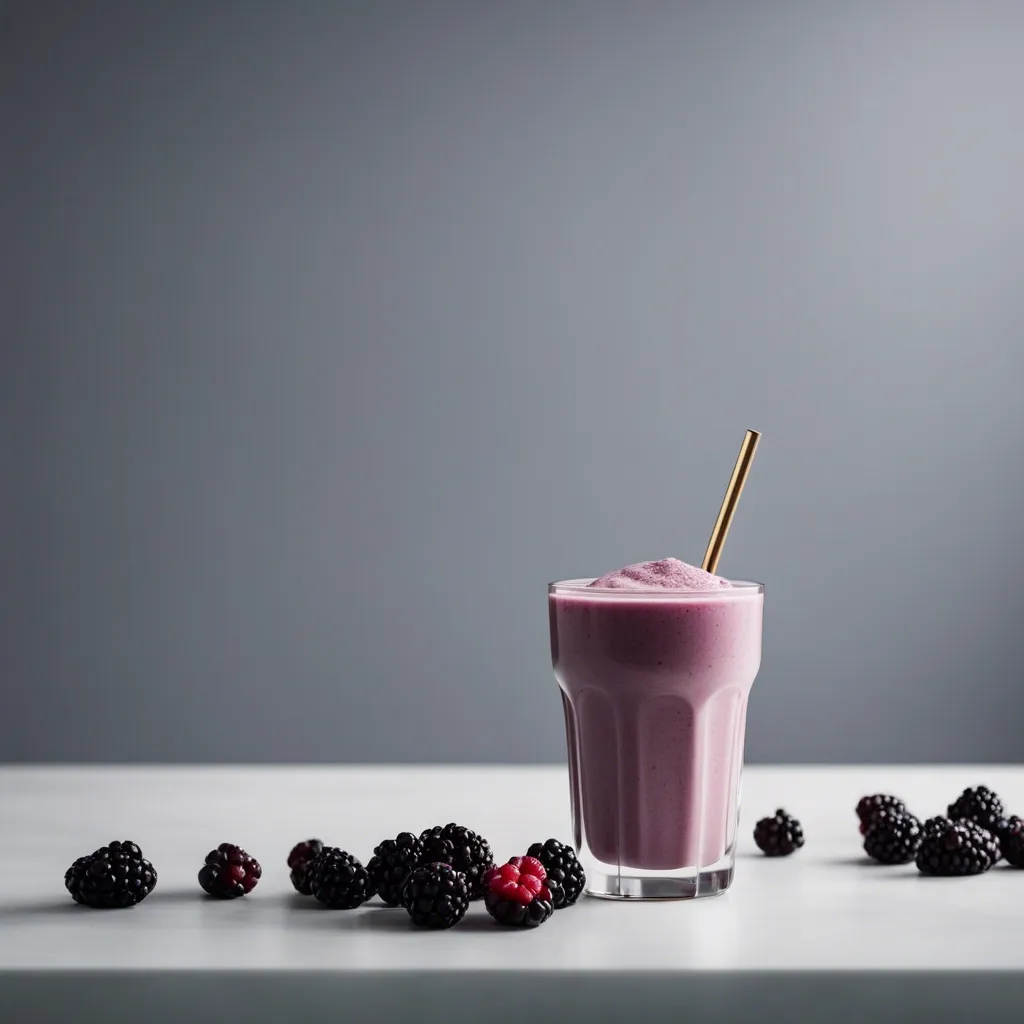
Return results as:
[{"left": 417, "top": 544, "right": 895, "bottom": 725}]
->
[{"left": 549, "top": 430, "right": 763, "bottom": 900}]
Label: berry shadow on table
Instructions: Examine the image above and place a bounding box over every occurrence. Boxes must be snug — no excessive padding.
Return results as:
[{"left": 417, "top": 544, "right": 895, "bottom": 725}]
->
[
  {"left": 825, "top": 856, "right": 900, "bottom": 868},
  {"left": 0, "top": 900, "right": 86, "bottom": 921},
  {"left": 146, "top": 888, "right": 213, "bottom": 905},
  {"left": 354, "top": 907, "right": 513, "bottom": 934},
  {"left": 873, "top": 871, "right": 991, "bottom": 882},
  {"left": 284, "top": 893, "right": 404, "bottom": 912}
]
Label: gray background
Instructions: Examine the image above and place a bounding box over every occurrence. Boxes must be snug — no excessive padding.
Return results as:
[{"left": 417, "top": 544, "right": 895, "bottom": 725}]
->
[{"left": 4, "top": 0, "right": 1024, "bottom": 763}]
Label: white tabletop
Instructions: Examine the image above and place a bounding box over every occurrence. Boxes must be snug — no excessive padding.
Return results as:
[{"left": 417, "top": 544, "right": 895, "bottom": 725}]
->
[{"left": 2, "top": 764, "right": 1022, "bottom": 975}]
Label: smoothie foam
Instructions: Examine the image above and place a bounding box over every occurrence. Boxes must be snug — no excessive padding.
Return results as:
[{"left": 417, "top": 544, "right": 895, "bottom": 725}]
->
[{"left": 589, "top": 556, "right": 731, "bottom": 591}]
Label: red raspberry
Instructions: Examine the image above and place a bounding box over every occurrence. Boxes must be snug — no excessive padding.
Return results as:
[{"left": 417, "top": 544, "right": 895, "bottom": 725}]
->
[
  {"left": 512, "top": 856, "right": 546, "bottom": 879},
  {"left": 484, "top": 856, "right": 554, "bottom": 928}
]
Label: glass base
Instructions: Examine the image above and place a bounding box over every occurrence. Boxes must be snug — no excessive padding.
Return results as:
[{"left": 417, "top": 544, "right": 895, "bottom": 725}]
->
[
  {"left": 586, "top": 866, "right": 733, "bottom": 900},
  {"left": 583, "top": 851, "right": 735, "bottom": 900}
]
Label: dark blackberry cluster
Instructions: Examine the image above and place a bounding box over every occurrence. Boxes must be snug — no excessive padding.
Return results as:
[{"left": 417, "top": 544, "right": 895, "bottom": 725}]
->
[
  {"left": 368, "top": 832, "right": 424, "bottom": 906},
  {"left": 198, "top": 843, "right": 262, "bottom": 899},
  {"left": 856, "top": 794, "right": 906, "bottom": 835},
  {"left": 308, "top": 847, "right": 374, "bottom": 908},
  {"left": 64, "top": 840, "right": 157, "bottom": 908},
  {"left": 419, "top": 824, "right": 493, "bottom": 899},
  {"left": 863, "top": 813, "right": 922, "bottom": 864},
  {"left": 947, "top": 786, "right": 1005, "bottom": 835},
  {"left": 287, "top": 839, "right": 323, "bottom": 895},
  {"left": 999, "top": 816, "right": 1024, "bottom": 868},
  {"left": 483, "top": 857, "right": 554, "bottom": 928},
  {"left": 526, "top": 838, "right": 585, "bottom": 908},
  {"left": 419, "top": 834, "right": 455, "bottom": 867},
  {"left": 754, "top": 809, "right": 804, "bottom": 857},
  {"left": 915, "top": 818, "right": 999, "bottom": 876},
  {"left": 401, "top": 863, "right": 470, "bottom": 929}
]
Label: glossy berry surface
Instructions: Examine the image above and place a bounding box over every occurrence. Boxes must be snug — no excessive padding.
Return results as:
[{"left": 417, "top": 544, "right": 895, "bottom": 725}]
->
[
  {"left": 401, "top": 862, "right": 469, "bottom": 929},
  {"left": 483, "top": 856, "right": 554, "bottom": 928},
  {"left": 863, "top": 813, "right": 922, "bottom": 865},
  {"left": 915, "top": 818, "right": 999, "bottom": 877},
  {"left": 198, "top": 843, "right": 261, "bottom": 899},
  {"left": 754, "top": 809, "right": 804, "bottom": 857},
  {"left": 308, "top": 847, "right": 374, "bottom": 909},
  {"left": 419, "top": 824, "right": 493, "bottom": 900},
  {"left": 856, "top": 795, "right": 907, "bottom": 835},
  {"left": 947, "top": 786, "right": 1005, "bottom": 834},
  {"left": 287, "top": 839, "right": 323, "bottom": 896},
  {"left": 526, "top": 838, "right": 585, "bottom": 908},
  {"left": 64, "top": 840, "right": 157, "bottom": 909},
  {"left": 1001, "top": 817, "right": 1024, "bottom": 868},
  {"left": 368, "top": 832, "right": 424, "bottom": 906}
]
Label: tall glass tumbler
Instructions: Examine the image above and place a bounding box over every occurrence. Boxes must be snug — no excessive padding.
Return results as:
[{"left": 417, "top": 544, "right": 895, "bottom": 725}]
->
[{"left": 549, "top": 578, "right": 764, "bottom": 899}]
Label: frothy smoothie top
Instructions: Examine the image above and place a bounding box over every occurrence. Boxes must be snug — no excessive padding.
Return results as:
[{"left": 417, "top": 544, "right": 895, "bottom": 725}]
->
[{"left": 588, "top": 557, "right": 732, "bottom": 591}]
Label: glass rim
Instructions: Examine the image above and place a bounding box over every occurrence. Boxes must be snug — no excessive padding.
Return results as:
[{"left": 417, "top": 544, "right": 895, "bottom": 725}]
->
[{"left": 548, "top": 578, "right": 764, "bottom": 598}]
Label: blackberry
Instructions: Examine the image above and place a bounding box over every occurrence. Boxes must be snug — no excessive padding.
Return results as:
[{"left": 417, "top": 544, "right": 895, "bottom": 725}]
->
[
  {"left": 419, "top": 824, "right": 493, "bottom": 900},
  {"left": 915, "top": 818, "right": 998, "bottom": 876},
  {"left": 287, "top": 839, "right": 324, "bottom": 896},
  {"left": 753, "top": 809, "right": 804, "bottom": 857},
  {"left": 947, "top": 786, "right": 1005, "bottom": 834},
  {"left": 65, "top": 857, "right": 93, "bottom": 902},
  {"left": 198, "top": 843, "right": 262, "bottom": 899},
  {"left": 856, "top": 794, "right": 907, "bottom": 835},
  {"left": 419, "top": 835, "right": 455, "bottom": 868},
  {"left": 526, "top": 838, "right": 585, "bottom": 908},
  {"left": 64, "top": 840, "right": 157, "bottom": 908},
  {"left": 308, "top": 847, "right": 374, "bottom": 908},
  {"left": 367, "top": 832, "right": 424, "bottom": 906},
  {"left": 863, "top": 813, "right": 922, "bottom": 864},
  {"left": 401, "top": 863, "right": 470, "bottom": 929},
  {"left": 1000, "top": 816, "right": 1024, "bottom": 868},
  {"left": 484, "top": 856, "right": 554, "bottom": 928}
]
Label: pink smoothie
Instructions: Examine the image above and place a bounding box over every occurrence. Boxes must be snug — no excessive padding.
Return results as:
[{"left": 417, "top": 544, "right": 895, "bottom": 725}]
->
[{"left": 550, "top": 559, "right": 763, "bottom": 872}]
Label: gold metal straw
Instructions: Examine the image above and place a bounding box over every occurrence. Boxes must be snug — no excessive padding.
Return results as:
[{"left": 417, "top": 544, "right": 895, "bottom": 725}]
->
[{"left": 701, "top": 429, "right": 761, "bottom": 575}]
